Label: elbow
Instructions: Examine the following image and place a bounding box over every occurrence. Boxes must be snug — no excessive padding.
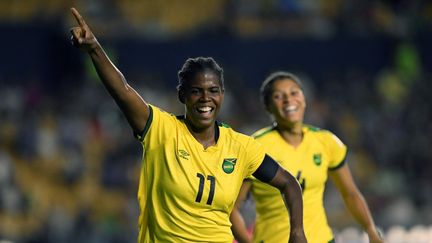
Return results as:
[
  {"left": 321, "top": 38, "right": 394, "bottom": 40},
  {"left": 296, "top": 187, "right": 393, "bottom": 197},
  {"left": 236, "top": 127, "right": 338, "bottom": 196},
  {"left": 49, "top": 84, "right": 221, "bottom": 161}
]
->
[
  {"left": 116, "top": 83, "right": 135, "bottom": 100},
  {"left": 284, "top": 170, "right": 300, "bottom": 188},
  {"left": 278, "top": 170, "right": 302, "bottom": 195}
]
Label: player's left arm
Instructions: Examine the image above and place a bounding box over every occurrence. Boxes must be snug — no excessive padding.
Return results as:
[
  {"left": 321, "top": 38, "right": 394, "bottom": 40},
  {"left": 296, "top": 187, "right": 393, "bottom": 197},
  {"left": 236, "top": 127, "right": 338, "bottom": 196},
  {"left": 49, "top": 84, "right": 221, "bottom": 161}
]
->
[
  {"left": 329, "top": 164, "right": 383, "bottom": 243},
  {"left": 230, "top": 180, "right": 253, "bottom": 243},
  {"left": 253, "top": 155, "right": 307, "bottom": 243}
]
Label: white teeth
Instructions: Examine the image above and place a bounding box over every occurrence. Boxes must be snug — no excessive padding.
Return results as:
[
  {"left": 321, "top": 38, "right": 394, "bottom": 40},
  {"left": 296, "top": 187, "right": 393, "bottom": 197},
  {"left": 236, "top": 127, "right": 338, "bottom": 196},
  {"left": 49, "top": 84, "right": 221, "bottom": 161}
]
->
[
  {"left": 285, "top": 106, "right": 296, "bottom": 112},
  {"left": 197, "top": 107, "right": 212, "bottom": 112}
]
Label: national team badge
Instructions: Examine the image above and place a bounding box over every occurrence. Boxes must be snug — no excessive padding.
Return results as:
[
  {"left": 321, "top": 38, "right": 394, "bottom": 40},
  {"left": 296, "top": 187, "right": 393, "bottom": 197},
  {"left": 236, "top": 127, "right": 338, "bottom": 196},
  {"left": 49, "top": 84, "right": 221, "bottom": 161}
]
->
[
  {"left": 222, "top": 158, "right": 237, "bottom": 174},
  {"left": 313, "top": 153, "right": 322, "bottom": 166}
]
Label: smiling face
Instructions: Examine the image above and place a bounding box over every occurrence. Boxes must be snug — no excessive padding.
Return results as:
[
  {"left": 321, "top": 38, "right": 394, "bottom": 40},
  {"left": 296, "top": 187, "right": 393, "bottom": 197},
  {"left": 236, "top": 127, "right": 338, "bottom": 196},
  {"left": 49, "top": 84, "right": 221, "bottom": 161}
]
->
[
  {"left": 181, "top": 71, "right": 224, "bottom": 132},
  {"left": 267, "top": 78, "right": 306, "bottom": 128}
]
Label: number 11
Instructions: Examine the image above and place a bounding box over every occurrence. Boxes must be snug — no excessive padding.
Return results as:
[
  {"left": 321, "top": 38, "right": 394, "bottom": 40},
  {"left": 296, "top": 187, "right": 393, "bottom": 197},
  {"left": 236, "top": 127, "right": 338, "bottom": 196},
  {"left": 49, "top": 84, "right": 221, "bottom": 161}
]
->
[{"left": 195, "top": 173, "right": 215, "bottom": 205}]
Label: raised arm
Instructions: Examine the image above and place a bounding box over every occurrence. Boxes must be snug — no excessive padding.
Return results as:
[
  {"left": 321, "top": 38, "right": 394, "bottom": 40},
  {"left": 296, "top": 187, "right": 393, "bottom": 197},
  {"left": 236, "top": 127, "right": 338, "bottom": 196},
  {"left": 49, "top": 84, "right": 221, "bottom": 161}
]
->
[
  {"left": 252, "top": 155, "right": 307, "bottom": 243},
  {"left": 70, "top": 8, "right": 150, "bottom": 133},
  {"left": 230, "top": 180, "right": 253, "bottom": 243},
  {"left": 329, "top": 164, "right": 383, "bottom": 243}
]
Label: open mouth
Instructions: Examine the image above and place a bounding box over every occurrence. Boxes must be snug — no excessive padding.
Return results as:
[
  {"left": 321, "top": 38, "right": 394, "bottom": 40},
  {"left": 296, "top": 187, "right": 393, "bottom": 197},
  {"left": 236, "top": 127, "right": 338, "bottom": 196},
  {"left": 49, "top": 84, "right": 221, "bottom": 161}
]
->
[
  {"left": 196, "top": 106, "right": 214, "bottom": 115},
  {"left": 284, "top": 105, "right": 297, "bottom": 113}
]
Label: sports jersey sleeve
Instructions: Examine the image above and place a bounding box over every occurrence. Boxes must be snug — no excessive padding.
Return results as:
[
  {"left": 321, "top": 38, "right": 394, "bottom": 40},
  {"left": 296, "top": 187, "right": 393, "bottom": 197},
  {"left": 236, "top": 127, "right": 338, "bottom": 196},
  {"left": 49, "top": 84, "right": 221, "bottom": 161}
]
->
[
  {"left": 134, "top": 105, "right": 154, "bottom": 142},
  {"left": 327, "top": 132, "right": 347, "bottom": 170},
  {"left": 252, "top": 154, "right": 279, "bottom": 182},
  {"left": 243, "top": 137, "right": 266, "bottom": 178},
  {"left": 134, "top": 104, "right": 175, "bottom": 148}
]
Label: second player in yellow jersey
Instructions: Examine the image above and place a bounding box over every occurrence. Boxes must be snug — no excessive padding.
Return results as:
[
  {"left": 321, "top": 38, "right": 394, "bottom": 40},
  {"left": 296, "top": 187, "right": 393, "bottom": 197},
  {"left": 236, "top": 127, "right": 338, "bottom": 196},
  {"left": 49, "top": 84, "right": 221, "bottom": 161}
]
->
[
  {"left": 231, "top": 71, "right": 383, "bottom": 243},
  {"left": 250, "top": 125, "right": 346, "bottom": 243}
]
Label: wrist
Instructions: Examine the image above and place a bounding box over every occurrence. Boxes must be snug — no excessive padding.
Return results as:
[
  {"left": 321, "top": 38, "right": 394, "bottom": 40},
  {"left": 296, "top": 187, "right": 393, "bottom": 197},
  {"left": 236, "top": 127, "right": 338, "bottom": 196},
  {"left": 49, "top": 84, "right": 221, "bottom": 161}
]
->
[
  {"left": 88, "top": 40, "right": 102, "bottom": 54},
  {"left": 289, "top": 226, "right": 305, "bottom": 235},
  {"left": 289, "top": 220, "right": 304, "bottom": 231},
  {"left": 365, "top": 226, "right": 380, "bottom": 237},
  {"left": 289, "top": 228, "right": 306, "bottom": 243}
]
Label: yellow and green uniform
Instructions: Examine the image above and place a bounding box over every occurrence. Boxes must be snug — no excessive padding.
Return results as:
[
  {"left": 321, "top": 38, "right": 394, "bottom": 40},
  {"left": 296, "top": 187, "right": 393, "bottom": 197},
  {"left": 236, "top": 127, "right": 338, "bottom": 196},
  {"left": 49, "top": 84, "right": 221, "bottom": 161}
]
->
[
  {"left": 250, "top": 125, "right": 347, "bottom": 243},
  {"left": 136, "top": 105, "right": 266, "bottom": 243}
]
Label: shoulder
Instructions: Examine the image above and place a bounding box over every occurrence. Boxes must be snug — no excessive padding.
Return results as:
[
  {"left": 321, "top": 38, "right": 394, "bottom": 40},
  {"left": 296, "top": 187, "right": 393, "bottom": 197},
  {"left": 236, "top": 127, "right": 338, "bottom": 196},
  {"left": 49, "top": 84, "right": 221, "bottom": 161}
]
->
[
  {"left": 304, "top": 124, "right": 330, "bottom": 137},
  {"left": 304, "top": 124, "right": 345, "bottom": 147},
  {"left": 149, "top": 104, "right": 184, "bottom": 125},
  {"left": 252, "top": 126, "right": 276, "bottom": 139},
  {"left": 147, "top": 104, "right": 185, "bottom": 135},
  {"left": 150, "top": 104, "right": 175, "bottom": 117},
  {"left": 217, "top": 121, "right": 257, "bottom": 147}
]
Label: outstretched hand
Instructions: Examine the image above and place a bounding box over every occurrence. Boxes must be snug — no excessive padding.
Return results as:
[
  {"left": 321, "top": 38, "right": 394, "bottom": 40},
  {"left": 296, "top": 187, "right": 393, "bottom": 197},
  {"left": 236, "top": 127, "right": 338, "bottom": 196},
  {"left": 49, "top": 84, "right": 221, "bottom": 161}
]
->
[{"left": 70, "top": 7, "right": 99, "bottom": 51}]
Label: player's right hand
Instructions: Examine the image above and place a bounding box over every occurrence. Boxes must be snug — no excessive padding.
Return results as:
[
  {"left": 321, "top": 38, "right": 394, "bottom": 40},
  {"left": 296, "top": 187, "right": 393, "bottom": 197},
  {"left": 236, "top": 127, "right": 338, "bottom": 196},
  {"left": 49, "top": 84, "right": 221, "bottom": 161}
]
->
[{"left": 70, "top": 7, "right": 99, "bottom": 52}]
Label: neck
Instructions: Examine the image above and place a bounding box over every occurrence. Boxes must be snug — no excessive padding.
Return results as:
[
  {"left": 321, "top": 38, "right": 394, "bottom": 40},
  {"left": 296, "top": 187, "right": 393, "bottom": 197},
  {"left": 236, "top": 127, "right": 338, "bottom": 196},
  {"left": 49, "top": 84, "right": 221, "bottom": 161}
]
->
[
  {"left": 275, "top": 122, "right": 303, "bottom": 147},
  {"left": 185, "top": 122, "right": 217, "bottom": 149}
]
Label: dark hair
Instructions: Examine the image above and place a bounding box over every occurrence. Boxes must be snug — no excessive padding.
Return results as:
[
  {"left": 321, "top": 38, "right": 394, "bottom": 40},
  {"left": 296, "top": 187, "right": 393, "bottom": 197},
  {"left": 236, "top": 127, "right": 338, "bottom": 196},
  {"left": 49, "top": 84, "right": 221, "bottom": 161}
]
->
[
  {"left": 177, "top": 57, "right": 224, "bottom": 93},
  {"left": 260, "top": 71, "right": 303, "bottom": 109}
]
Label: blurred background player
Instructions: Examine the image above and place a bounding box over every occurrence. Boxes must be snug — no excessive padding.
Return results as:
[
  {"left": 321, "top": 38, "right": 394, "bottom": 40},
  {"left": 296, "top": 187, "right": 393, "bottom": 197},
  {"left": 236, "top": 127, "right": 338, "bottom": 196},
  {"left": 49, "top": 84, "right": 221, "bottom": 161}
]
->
[
  {"left": 69, "top": 8, "right": 307, "bottom": 243},
  {"left": 231, "top": 72, "right": 383, "bottom": 243}
]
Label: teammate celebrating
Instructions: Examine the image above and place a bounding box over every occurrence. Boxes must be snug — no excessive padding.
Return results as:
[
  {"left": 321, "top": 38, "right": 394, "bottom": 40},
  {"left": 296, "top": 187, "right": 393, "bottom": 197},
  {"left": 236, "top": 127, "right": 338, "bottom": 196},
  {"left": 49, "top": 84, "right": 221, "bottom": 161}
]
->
[
  {"left": 69, "top": 8, "right": 307, "bottom": 243},
  {"left": 231, "top": 72, "right": 383, "bottom": 243}
]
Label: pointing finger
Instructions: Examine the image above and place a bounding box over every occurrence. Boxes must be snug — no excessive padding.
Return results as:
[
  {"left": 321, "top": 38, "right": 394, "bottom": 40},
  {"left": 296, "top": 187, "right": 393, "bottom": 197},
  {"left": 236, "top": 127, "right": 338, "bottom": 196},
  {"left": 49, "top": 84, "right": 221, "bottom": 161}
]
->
[{"left": 71, "top": 7, "right": 87, "bottom": 28}]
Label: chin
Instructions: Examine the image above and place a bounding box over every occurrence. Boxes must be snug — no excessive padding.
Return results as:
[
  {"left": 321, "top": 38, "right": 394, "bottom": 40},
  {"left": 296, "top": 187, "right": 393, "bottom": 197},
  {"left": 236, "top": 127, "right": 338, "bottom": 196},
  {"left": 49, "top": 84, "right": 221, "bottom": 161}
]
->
[
  {"left": 282, "top": 117, "right": 301, "bottom": 125},
  {"left": 194, "top": 119, "right": 215, "bottom": 129}
]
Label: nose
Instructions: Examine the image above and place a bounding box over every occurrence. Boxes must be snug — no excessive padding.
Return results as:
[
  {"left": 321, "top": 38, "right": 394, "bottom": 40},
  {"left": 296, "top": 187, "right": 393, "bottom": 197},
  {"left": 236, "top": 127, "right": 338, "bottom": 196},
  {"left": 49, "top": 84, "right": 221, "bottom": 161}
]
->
[
  {"left": 283, "top": 93, "right": 290, "bottom": 103},
  {"left": 200, "top": 90, "right": 211, "bottom": 101}
]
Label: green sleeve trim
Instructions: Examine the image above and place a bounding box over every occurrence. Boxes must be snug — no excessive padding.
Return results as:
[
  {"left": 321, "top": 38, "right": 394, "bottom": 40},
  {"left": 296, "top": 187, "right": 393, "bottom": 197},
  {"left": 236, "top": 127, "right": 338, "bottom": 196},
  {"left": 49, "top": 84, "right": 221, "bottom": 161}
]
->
[
  {"left": 134, "top": 105, "right": 153, "bottom": 142},
  {"left": 305, "top": 124, "right": 324, "bottom": 132},
  {"left": 217, "top": 121, "right": 231, "bottom": 128},
  {"left": 253, "top": 126, "right": 276, "bottom": 139},
  {"left": 328, "top": 149, "right": 347, "bottom": 171}
]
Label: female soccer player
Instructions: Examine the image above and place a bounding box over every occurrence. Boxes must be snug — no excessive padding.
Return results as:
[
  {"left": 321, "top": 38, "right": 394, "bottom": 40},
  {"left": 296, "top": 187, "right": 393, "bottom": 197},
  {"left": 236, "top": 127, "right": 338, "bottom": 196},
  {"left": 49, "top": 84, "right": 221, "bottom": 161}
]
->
[
  {"left": 231, "top": 72, "right": 383, "bottom": 243},
  {"left": 69, "top": 8, "right": 307, "bottom": 243}
]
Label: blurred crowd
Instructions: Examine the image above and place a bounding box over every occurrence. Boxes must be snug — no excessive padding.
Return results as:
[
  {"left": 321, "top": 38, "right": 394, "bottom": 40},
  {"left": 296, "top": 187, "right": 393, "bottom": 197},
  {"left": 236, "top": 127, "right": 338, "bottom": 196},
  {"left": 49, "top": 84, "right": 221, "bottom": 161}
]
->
[
  {"left": 0, "top": 0, "right": 431, "bottom": 38},
  {"left": 1, "top": 0, "right": 432, "bottom": 242}
]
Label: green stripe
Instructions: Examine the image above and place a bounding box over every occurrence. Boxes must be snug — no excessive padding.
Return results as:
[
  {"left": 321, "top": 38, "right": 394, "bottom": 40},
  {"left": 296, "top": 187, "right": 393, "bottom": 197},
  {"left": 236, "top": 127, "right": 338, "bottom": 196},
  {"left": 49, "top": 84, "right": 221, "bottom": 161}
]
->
[
  {"left": 329, "top": 149, "right": 348, "bottom": 171},
  {"left": 253, "top": 126, "right": 276, "bottom": 139},
  {"left": 217, "top": 121, "right": 231, "bottom": 128},
  {"left": 134, "top": 105, "right": 153, "bottom": 141},
  {"left": 305, "top": 124, "right": 323, "bottom": 132}
]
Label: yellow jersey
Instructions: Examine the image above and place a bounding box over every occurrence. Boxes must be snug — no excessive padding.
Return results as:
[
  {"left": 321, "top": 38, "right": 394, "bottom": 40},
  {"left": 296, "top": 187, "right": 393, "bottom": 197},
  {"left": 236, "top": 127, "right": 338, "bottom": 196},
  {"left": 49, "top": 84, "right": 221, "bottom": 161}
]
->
[
  {"left": 136, "top": 105, "right": 265, "bottom": 242},
  {"left": 250, "top": 125, "right": 347, "bottom": 243}
]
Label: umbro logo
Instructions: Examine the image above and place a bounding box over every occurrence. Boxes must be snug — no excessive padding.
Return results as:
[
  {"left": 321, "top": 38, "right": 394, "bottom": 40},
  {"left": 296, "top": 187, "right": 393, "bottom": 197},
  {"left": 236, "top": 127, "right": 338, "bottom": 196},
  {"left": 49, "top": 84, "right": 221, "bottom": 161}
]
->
[{"left": 179, "top": 149, "right": 190, "bottom": 160}]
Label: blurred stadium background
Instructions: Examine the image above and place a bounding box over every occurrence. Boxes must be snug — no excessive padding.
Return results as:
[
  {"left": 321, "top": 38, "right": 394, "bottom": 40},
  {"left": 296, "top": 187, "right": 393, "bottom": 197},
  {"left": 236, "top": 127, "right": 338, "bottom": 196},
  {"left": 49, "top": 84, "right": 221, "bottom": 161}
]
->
[{"left": 0, "top": 0, "right": 431, "bottom": 242}]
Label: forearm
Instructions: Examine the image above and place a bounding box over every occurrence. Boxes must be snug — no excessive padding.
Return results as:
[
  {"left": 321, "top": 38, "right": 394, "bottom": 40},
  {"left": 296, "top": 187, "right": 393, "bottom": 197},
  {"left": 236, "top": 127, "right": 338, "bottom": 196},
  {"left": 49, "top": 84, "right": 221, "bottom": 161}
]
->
[
  {"left": 88, "top": 44, "right": 131, "bottom": 101},
  {"left": 343, "top": 192, "right": 377, "bottom": 234},
  {"left": 230, "top": 209, "right": 251, "bottom": 243},
  {"left": 255, "top": 158, "right": 306, "bottom": 241},
  {"left": 70, "top": 7, "right": 149, "bottom": 133},
  {"left": 281, "top": 173, "right": 304, "bottom": 231},
  {"left": 88, "top": 44, "right": 148, "bottom": 131}
]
